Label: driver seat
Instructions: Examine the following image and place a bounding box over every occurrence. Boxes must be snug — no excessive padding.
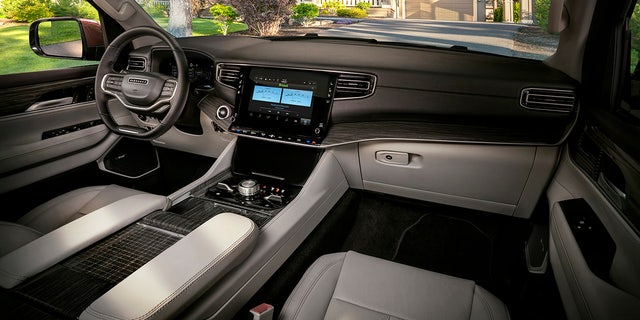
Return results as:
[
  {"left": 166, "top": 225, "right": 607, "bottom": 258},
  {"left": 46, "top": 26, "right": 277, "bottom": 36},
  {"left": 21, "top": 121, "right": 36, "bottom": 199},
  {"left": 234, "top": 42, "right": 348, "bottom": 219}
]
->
[{"left": 0, "top": 185, "right": 167, "bottom": 256}]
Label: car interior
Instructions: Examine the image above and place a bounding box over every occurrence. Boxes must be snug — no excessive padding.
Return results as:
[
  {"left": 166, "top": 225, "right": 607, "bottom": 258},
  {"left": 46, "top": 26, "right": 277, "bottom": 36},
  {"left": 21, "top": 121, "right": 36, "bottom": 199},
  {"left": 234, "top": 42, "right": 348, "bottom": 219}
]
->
[{"left": 0, "top": 0, "right": 639, "bottom": 319}]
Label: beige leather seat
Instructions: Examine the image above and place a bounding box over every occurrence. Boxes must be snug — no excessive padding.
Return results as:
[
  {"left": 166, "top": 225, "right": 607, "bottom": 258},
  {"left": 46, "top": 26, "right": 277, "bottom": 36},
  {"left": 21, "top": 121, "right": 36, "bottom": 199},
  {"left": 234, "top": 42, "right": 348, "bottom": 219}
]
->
[
  {"left": 280, "top": 251, "right": 510, "bottom": 320},
  {"left": 0, "top": 185, "right": 158, "bottom": 256}
]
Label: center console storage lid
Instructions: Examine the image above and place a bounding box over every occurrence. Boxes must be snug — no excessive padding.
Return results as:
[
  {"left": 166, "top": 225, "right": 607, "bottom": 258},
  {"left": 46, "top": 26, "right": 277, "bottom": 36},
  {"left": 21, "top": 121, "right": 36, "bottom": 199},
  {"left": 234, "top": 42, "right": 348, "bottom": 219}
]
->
[{"left": 80, "top": 212, "right": 258, "bottom": 320}]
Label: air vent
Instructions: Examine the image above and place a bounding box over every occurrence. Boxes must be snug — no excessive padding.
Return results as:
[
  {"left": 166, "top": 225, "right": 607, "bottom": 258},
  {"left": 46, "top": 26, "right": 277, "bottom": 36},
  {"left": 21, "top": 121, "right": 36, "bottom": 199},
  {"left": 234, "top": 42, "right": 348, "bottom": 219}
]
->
[
  {"left": 217, "top": 64, "right": 243, "bottom": 89},
  {"left": 520, "top": 88, "right": 576, "bottom": 112},
  {"left": 127, "top": 57, "right": 146, "bottom": 71},
  {"left": 335, "top": 73, "right": 376, "bottom": 99}
]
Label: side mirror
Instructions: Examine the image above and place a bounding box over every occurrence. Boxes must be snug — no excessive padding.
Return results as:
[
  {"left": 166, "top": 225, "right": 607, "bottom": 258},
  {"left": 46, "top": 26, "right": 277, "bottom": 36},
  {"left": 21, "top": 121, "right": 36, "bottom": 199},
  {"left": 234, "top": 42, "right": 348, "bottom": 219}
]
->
[{"left": 29, "top": 17, "right": 105, "bottom": 60}]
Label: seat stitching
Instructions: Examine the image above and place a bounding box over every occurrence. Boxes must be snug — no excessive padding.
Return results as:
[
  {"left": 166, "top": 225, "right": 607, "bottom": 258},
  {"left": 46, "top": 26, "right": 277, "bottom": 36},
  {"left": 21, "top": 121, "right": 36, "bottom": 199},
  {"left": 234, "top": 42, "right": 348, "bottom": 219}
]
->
[
  {"left": 474, "top": 287, "right": 495, "bottom": 320},
  {"left": 84, "top": 218, "right": 257, "bottom": 320},
  {"left": 286, "top": 258, "right": 343, "bottom": 320},
  {"left": 331, "top": 296, "right": 406, "bottom": 320}
]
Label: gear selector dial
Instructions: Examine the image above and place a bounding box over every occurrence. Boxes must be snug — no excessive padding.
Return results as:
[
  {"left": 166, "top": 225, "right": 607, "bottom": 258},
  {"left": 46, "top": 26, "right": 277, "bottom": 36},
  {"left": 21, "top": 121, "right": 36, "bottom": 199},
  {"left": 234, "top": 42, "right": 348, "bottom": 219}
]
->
[{"left": 238, "top": 179, "right": 260, "bottom": 197}]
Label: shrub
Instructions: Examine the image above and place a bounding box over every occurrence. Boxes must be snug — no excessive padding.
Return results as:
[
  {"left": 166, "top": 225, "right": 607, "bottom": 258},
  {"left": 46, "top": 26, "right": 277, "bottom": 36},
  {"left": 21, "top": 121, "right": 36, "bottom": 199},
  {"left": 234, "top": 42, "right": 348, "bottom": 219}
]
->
[
  {"left": 144, "top": 3, "right": 169, "bottom": 18},
  {"left": 355, "top": 2, "right": 371, "bottom": 11},
  {"left": 513, "top": 1, "right": 520, "bottom": 23},
  {"left": 321, "top": 0, "right": 345, "bottom": 16},
  {"left": 77, "top": 1, "right": 99, "bottom": 20},
  {"left": 2, "top": 0, "right": 54, "bottom": 22},
  {"left": 336, "top": 8, "right": 367, "bottom": 19},
  {"left": 225, "top": 0, "right": 296, "bottom": 36},
  {"left": 292, "top": 3, "right": 319, "bottom": 27},
  {"left": 493, "top": 6, "right": 503, "bottom": 22},
  {"left": 209, "top": 4, "right": 238, "bottom": 35},
  {"left": 49, "top": 0, "right": 100, "bottom": 20},
  {"left": 535, "top": 0, "right": 551, "bottom": 32}
]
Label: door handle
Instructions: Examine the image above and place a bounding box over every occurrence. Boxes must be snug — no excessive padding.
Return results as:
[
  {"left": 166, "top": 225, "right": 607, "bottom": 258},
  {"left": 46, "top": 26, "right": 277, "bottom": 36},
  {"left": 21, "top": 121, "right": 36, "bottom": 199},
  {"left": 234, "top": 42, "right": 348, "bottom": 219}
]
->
[
  {"left": 26, "top": 97, "right": 74, "bottom": 112},
  {"left": 598, "top": 172, "right": 627, "bottom": 209}
]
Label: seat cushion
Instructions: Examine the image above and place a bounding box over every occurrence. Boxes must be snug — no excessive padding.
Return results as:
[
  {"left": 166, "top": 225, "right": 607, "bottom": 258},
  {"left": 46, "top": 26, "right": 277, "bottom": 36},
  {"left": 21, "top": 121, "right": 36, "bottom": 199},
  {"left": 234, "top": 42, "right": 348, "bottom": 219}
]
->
[
  {"left": 280, "top": 251, "right": 510, "bottom": 320},
  {"left": 0, "top": 222, "right": 42, "bottom": 257},
  {"left": 1, "top": 185, "right": 153, "bottom": 256},
  {"left": 17, "top": 184, "right": 146, "bottom": 234}
]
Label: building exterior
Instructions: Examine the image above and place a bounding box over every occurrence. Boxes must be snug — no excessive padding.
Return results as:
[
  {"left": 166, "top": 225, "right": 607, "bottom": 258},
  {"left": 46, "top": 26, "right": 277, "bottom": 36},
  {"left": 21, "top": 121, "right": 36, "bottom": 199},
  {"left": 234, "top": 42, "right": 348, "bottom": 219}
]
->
[{"left": 301, "top": 0, "right": 531, "bottom": 23}]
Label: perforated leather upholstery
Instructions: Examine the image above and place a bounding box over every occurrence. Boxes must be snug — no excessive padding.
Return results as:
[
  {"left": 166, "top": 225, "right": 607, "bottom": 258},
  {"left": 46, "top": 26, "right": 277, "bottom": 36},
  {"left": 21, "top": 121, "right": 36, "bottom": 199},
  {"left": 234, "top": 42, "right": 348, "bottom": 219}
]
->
[
  {"left": 0, "top": 185, "right": 155, "bottom": 256},
  {"left": 280, "top": 251, "right": 510, "bottom": 320}
]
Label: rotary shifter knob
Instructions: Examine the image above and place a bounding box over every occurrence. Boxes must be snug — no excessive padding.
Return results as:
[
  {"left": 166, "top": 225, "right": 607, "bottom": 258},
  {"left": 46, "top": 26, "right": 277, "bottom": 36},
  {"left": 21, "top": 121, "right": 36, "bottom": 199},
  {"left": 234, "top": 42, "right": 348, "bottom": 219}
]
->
[{"left": 238, "top": 179, "right": 260, "bottom": 197}]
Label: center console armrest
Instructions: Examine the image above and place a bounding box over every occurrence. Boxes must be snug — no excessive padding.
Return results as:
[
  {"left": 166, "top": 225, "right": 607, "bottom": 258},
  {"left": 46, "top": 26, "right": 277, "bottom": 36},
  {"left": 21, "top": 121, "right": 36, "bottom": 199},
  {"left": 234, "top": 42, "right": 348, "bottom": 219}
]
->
[
  {"left": 80, "top": 212, "right": 258, "bottom": 320},
  {"left": 0, "top": 193, "right": 169, "bottom": 289}
]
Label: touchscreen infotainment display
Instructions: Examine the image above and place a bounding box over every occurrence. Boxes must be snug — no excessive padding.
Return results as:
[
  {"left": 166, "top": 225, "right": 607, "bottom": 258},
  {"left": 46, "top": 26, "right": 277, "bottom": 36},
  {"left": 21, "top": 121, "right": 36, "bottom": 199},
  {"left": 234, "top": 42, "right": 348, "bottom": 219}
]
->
[
  {"left": 249, "top": 85, "right": 314, "bottom": 119},
  {"left": 232, "top": 67, "right": 336, "bottom": 145}
]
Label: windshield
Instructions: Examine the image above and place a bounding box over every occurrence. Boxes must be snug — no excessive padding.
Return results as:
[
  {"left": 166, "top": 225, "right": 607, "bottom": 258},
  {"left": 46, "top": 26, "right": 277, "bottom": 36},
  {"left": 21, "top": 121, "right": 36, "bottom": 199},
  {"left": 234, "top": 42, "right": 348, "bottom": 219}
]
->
[{"left": 140, "top": 0, "right": 558, "bottom": 60}]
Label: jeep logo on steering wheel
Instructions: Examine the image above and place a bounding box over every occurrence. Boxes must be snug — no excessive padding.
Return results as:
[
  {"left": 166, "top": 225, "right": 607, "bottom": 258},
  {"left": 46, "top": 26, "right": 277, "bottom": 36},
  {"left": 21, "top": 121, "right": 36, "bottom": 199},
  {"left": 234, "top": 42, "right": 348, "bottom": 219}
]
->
[{"left": 128, "top": 78, "right": 149, "bottom": 85}]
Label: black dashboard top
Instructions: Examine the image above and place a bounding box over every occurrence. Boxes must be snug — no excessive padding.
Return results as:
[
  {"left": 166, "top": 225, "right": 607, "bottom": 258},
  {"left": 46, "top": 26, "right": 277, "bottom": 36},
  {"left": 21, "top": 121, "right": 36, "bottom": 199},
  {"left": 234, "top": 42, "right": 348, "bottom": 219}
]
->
[{"left": 137, "top": 36, "right": 578, "bottom": 147}]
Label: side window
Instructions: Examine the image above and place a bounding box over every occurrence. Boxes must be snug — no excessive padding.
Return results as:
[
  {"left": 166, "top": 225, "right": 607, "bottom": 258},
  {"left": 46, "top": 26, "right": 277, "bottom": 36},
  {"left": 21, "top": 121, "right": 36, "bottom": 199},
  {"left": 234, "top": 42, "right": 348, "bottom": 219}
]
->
[
  {"left": 0, "top": 0, "right": 101, "bottom": 76},
  {"left": 626, "top": 1, "right": 640, "bottom": 119}
]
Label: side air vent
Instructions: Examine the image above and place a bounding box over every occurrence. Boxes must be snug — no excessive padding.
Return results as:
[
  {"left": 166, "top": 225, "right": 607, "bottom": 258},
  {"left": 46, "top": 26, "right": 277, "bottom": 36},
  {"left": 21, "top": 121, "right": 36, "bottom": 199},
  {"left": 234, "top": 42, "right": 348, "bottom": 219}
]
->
[
  {"left": 217, "top": 64, "right": 243, "bottom": 89},
  {"left": 335, "top": 73, "right": 376, "bottom": 100},
  {"left": 520, "top": 88, "right": 576, "bottom": 112},
  {"left": 127, "top": 57, "right": 146, "bottom": 71}
]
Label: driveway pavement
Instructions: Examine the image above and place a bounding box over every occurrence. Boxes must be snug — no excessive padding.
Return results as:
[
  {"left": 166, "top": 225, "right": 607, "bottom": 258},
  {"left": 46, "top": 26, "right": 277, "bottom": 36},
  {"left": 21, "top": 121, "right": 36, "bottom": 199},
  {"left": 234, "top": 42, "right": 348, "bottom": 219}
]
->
[{"left": 318, "top": 19, "right": 524, "bottom": 57}]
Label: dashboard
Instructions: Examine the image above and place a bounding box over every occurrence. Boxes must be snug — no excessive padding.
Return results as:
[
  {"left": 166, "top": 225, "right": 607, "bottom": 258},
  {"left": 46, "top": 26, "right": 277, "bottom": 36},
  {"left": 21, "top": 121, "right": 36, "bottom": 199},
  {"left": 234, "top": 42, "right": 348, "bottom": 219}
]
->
[{"left": 141, "top": 37, "right": 579, "bottom": 149}]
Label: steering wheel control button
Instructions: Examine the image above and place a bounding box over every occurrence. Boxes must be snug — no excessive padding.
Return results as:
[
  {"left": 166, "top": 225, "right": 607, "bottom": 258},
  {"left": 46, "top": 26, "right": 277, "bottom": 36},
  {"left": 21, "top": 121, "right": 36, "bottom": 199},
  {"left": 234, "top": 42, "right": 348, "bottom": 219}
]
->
[
  {"left": 105, "top": 76, "right": 123, "bottom": 90},
  {"left": 238, "top": 179, "right": 260, "bottom": 197},
  {"left": 161, "top": 81, "right": 176, "bottom": 98}
]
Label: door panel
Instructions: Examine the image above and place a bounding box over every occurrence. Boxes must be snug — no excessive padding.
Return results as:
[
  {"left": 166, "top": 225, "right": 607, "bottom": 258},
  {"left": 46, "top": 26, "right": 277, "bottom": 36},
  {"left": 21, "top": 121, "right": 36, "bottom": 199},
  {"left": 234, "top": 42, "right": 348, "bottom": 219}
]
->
[
  {"left": 0, "top": 67, "right": 115, "bottom": 194},
  {"left": 547, "top": 144, "right": 640, "bottom": 319},
  {"left": 0, "top": 66, "right": 97, "bottom": 116},
  {"left": 0, "top": 102, "right": 108, "bottom": 176}
]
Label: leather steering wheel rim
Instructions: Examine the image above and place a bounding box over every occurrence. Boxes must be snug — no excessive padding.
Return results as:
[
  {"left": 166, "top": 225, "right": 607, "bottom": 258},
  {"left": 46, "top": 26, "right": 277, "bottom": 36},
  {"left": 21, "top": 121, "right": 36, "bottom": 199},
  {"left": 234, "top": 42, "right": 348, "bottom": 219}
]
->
[{"left": 95, "top": 27, "right": 188, "bottom": 140}]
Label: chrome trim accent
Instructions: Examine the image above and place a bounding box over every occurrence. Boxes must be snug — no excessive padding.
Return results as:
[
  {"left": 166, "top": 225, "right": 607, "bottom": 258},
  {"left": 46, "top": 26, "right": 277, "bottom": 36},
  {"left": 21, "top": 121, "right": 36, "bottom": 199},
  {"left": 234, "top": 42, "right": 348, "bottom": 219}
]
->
[{"left": 519, "top": 87, "right": 576, "bottom": 113}]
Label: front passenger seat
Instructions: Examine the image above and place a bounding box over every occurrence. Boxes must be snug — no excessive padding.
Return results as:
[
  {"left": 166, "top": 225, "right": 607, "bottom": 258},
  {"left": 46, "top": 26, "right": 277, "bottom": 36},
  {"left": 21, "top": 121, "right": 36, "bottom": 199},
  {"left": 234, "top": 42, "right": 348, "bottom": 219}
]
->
[
  {"left": 0, "top": 185, "right": 166, "bottom": 256},
  {"left": 280, "top": 251, "right": 510, "bottom": 320}
]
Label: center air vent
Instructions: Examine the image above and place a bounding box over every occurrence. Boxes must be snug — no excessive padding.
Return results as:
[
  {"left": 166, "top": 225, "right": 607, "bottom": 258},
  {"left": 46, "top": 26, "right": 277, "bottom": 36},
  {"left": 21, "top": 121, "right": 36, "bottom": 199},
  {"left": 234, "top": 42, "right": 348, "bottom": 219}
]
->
[
  {"left": 520, "top": 88, "right": 576, "bottom": 112},
  {"left": 127, "top": 57, "right": 146, "bottom": 71},
  {"left": 335, "top": 73, "right": 376, "bottom": 100},
  {"left": 217, "top": 64, "right": 243, "bottom": 89}
]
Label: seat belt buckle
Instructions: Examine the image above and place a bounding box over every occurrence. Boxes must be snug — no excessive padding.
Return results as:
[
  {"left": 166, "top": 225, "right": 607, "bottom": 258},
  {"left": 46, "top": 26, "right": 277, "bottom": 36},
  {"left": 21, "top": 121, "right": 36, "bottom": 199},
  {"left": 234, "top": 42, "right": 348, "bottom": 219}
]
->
[{"left": 249, "top": 303, "right": 274, "bottom": 320}]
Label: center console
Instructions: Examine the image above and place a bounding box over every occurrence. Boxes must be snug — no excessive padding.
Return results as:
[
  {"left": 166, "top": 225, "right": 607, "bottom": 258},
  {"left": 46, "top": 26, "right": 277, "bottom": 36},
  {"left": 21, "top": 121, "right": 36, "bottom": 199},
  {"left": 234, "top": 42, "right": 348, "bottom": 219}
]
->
[
  {"left": 201, "top": 137, "right": 322, "bottom": 218},
  {"left": 228, "top": 66, "right": 337, "bottom": 146}
]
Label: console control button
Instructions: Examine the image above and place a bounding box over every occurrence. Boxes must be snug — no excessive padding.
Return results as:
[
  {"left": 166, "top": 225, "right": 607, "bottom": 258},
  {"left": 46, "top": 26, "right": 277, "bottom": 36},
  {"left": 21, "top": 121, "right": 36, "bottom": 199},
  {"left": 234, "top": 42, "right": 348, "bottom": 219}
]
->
[{"left": 216, "top": 105, "right": 230, "bottom": 119}]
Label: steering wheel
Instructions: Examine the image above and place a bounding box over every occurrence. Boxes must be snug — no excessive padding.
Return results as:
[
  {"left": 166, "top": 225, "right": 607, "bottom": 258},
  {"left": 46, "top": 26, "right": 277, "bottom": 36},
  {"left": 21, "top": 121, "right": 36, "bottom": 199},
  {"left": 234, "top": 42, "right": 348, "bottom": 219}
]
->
[{"left": 95, "top": 27, "right": 188, "bottom": 140}]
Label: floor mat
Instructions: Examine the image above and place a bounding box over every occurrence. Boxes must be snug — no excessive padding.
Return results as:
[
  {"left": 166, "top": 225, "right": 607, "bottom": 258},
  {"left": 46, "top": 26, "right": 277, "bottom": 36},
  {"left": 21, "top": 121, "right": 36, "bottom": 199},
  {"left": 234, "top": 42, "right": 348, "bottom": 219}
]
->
[{"left": 392, "top": 213, "right": 494, "bottom": 286}]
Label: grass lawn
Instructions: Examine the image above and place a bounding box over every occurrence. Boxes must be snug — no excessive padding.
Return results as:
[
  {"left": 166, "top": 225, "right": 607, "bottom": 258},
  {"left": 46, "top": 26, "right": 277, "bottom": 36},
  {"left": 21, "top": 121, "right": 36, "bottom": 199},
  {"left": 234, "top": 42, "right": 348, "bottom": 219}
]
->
[
  {"left": 0, "top": 18, "right": 247, "bottom": 76},
  {"left": 152, "top": 17, "right": 247, "bottom": 36},
  {"left": 0, "top": 24, "right": 96, "bottom": 75}
]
